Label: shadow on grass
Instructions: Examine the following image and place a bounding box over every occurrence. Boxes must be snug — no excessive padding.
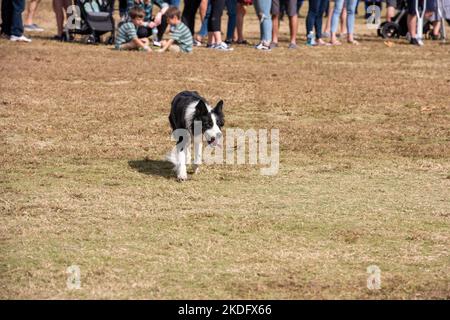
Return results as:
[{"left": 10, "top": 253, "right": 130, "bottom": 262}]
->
[{"left": 128, "top": 159, "right": 174, "bottom": 179}]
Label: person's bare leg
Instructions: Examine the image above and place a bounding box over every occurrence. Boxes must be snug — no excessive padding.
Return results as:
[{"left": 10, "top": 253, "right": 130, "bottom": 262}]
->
[
  {"left": 324, "top": 4, "right": 333, "bottom": 34},
  {"left": 386, "top": 6, "right": 395, "bottom": 22},
  {"left": 120, "top": 41, "right": 139, "bottom": 50},
  {"left": 432, "top": 20, "right": 441, "bottom": 37},
  {"left": 194, "top": 0, "right": 209, "bottom": 42},
  {"left": 169, "top": 44, "right": 181, "bottom": 52},
  {"left": 200, "top": 0, "right": 208, "bottom": 19},
  {"left": 272, "top": 15, "right": 279, "bottom": 44},
  {"left": 289, "top": 15, "right": 298, "bottom": 44},
  {"left": 25, "top": 0, "right": 41, "bottom": 25},
  {"left": 407, "top": 14, "right": 417, "bottom": 38},
  {"left": 53, "top": 0, "right": 64, "bottom": 36},
  {"left": 214, "top": 31, "right": 222, "bottom": 44},
  {"left": 236, "top": 3, "right": 246, "bottom": 42},
  {"left": 207, "top": 32, "right": 214, "bottom": 45}
]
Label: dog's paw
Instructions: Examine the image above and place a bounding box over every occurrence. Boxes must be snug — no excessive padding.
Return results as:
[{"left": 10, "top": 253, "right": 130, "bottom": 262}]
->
[
  {"left": 177, "top": 171, "right": 188, "bottom": 182},
  {"left": 177, "top": 165, "right": 188, "bottom": 182},
  {"left": 193, "top": 165, "right": 200, "bottom": 174}
]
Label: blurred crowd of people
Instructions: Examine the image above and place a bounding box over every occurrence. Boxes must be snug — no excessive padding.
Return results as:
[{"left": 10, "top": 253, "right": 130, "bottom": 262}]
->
[{"left": 0, "top": 0, "right": 446, "bottom": 48}]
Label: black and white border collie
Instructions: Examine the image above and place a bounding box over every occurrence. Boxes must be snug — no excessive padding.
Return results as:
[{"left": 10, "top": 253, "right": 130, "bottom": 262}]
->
[{"left": 167, "top": 91, "right": 224, "bottom": 181}]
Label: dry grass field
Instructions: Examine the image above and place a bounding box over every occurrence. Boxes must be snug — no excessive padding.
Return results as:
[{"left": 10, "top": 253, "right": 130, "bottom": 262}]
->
[{"left": 0, "top": 1, "right": 449, "bottom": 299}]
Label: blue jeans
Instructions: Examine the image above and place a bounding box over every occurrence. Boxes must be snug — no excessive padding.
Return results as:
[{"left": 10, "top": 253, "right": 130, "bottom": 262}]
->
[
  {"left": 225, "top": 0, "right": 237, "bottom": 41},
  {"left": 306, "top": 0, "right": 329, "bottom": 39},
  {"left": 1, "top": 0, "right": 25, "bottom": 36},
  {"left": 254, "top": 0, "right": 272, "bottom": 43},
  {"left": 199, "top": 0, "right": 212, "bottom": 37},
  {"left": 167, "top": 0, "right": 181, "bottom": 7},
  {"left": 330, "top": 0, "right": 358, "bottom": 35}
]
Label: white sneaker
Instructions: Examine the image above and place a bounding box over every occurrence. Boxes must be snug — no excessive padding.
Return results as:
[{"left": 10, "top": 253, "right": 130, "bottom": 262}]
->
[
  {"left": 153, "top": 40, "right": 161, "bottom": 47},
  {"left": 214, "top": 42, "right": 233, "bottom": 51},
  {"left": 10, "top": 35, "right": 32, "bottom": 43},
  {"left": 255, "top": 42, "right": 271, "bottom": 51}
]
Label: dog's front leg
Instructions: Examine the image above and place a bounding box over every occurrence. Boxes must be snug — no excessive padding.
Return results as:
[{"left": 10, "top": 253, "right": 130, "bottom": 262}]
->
[{"left": 177, "top": 147, "right": 188, "bottom": 181}]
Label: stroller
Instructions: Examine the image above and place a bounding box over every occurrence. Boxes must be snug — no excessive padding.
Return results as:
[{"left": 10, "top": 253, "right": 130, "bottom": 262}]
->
[
  {"left": 377, "top": 0, "right": 450, "bottom": 40},
  {"left": 377, "top": 0, "right": 414, "bottom": 38},
  {"left": 63, "top": 0, "right": 115, "bottom": 44},
  {"left": 377, "top": 0, "right": 450, "bottom": 39}
]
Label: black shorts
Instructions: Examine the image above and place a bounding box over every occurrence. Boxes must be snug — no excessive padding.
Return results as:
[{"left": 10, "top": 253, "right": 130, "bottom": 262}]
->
[{"left": 407, "top": 0, "right": 436, "bottom": 15}]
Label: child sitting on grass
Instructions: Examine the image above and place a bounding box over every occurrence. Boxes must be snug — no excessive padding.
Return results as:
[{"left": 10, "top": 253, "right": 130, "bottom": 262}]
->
[
  {"left": 158, "top": 6, "right": 193, "bottom": 53},
  {"left": 115, "top": 6, "right": 152, "bottom": 52}
]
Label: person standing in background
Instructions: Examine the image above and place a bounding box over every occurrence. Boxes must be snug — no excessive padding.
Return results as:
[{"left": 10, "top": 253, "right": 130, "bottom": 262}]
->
[
  {"left": 195, "top": 0, "right": 211, "bottom": 45},
  {"left": 253, "top": 0, "right": 272, "bottom": 50},
  {"left": 306, "top": 0, "right": 330, "bottom": 45},
  {"left": 182, "top": 0, "right": 203, "bottom": 34},
  {"left": 271, "top": 0, "right": 299, "bottom": 49},
  {"left": 224, "top": 0, "right": 237, "bottom": 44},
  {"left": 235, "top": 0, "right": 251, "bottom": 44},
  {"left": 53, "top": 0, "right": 71, "bottom": 40},
  {"left": 329, "top": 0, "right": 358, "bottom": 45},
  {"left": 24, "top": 0, "right": 44, "bottom": 32},
  {"left": 207, "top": 0, "right": 233, "bottom": 50},
  {"left": 1, "top": 0, "right": 32, "bottom": 42},
  {"left": 385, "top": 0, "right": 397, "bottom": 22}
]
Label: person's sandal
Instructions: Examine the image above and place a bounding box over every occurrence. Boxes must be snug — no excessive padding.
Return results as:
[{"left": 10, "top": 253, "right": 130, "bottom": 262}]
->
[
  {"left": 236, "top": 39, "right": 248, "bottom": 45},
  {"left": 316, "top": 39, "right": 330, "bottom": 46},
  {"left": 330, "top": 40, "right": 342, "bottom": 46}
]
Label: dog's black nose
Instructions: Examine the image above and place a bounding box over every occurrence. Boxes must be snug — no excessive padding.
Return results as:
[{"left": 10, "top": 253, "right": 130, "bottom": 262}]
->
[{"left": 209, "top": 137, "right": 216, "bottom": 143}]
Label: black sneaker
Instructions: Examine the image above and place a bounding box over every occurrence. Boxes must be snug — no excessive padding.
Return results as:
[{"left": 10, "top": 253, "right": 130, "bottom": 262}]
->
[{"left": 52, "top": 35, "right": 63, "bottom": 41}]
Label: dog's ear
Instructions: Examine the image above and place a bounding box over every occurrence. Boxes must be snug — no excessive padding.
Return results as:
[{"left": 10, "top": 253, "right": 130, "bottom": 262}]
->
[
  {"left": 213, "top": 100, "right": 224, "bottom": 115},
  {"left": 196, "top": 100, "right": 209, "bottom": 115}
]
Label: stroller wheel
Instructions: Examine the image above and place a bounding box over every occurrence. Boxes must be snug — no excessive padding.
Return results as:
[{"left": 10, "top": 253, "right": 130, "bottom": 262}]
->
[
  {"left": 85, "top": 34, "right": 96, "bottom": 44},
  {"left": 377, "top": 22, "right": 386, "bottom": 38},
  {"left": 381, "top": 22, "right": 400, "bottom": 39}
]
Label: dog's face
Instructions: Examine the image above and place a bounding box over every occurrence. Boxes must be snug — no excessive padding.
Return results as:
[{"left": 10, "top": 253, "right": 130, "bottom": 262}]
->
[{"left": 194, "top": 100, "right": 224, "bottom": 146}]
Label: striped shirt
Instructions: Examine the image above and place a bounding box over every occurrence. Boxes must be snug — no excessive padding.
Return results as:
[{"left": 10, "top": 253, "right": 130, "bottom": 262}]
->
[
  {"left": 170, "top": 22, "right": 193, "bottom": 53},
  {"left": 115, "top": 22, "right": 138, "bottom": 49}
]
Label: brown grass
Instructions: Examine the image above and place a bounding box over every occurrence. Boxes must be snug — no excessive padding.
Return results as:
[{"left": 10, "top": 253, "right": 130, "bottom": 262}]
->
[{"left": 0, "top": 1, "right": 449, "bottom": 299}]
